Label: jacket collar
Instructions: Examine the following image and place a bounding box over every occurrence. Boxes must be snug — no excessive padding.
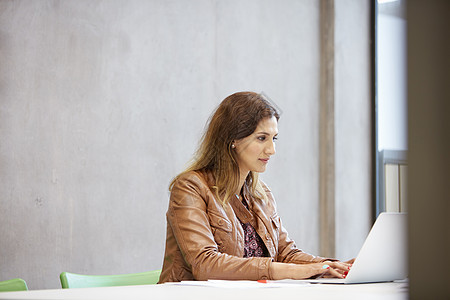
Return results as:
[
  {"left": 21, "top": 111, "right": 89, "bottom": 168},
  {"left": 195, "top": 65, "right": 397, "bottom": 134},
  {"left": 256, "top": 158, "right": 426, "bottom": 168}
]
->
[{"left": 229, "top": 192, "right": 253, "bottom": 224}]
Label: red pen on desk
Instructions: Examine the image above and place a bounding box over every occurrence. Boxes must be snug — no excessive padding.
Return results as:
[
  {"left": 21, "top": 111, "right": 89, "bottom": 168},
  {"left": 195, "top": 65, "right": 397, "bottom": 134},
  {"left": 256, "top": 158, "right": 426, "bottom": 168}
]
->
[{"left": 258, "top": 280, "right": 285, "bottom": 284}]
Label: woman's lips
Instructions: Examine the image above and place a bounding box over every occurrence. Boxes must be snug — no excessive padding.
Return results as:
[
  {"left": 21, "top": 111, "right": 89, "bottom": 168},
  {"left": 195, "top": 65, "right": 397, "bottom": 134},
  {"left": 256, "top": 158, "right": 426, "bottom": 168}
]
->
[{"left": 259, "top": 158, "right": 270, "bottom": 164}]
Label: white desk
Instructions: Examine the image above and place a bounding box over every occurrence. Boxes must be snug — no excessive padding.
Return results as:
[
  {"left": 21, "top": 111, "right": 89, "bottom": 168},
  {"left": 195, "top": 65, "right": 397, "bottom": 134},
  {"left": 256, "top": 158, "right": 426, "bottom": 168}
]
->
[{"left": 0, "top": 281, "right": 408, "bottom": 300}]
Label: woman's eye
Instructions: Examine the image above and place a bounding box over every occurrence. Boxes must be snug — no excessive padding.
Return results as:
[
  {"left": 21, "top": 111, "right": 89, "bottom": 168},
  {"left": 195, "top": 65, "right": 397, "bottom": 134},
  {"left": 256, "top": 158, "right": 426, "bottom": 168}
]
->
[
  {"left": 273, "top": 136, "right": 278, "bottom": 141},
  {"left": 257, "top": 136, "right": 266, "bottom": 141}
]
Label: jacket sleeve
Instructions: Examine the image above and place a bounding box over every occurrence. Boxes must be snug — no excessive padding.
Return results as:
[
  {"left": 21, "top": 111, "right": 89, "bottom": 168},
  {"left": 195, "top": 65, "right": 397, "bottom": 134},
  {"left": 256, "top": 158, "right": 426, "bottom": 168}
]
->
[{"left": 168, "top": 173, "right": 274, "bottom": 281}]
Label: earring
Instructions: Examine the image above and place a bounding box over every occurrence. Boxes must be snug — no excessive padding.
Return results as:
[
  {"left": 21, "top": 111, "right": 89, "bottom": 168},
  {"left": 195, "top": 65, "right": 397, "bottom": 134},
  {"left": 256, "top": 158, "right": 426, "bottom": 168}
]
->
[{"left": 231, "top": 144, "right": 235, "bottom": 148}]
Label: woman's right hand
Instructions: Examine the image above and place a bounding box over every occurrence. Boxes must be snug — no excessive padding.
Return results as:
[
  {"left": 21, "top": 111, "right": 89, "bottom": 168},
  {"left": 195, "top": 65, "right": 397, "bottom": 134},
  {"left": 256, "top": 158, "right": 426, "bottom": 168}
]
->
[{"left": 269, "top": 261, "right": 350, "bottom": 280}]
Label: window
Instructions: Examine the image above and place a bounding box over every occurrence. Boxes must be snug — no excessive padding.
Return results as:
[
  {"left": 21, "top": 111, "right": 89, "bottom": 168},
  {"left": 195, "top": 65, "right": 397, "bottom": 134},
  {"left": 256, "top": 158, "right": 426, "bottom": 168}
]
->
[{"left": 375, "top": 0, "right": 408, "bottom": 216}]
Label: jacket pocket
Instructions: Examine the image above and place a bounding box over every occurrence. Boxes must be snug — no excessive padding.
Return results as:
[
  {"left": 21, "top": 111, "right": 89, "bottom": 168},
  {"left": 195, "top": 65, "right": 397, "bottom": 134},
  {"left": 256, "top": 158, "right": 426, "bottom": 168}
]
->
[
  {"left": 209, "top": 213, "right": 233, "bottom": 253},
  {"left": 270, "top": 214, "right": 280, "bottom": 229},
  {"left": 209, "top": 213, "right": 232, "bottom": 232}
]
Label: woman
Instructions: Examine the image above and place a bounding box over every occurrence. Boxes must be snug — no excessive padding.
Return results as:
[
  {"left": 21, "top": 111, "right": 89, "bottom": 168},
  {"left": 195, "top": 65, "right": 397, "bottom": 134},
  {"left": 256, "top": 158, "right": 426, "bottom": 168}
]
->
[{"left": 159, "top": 92, "right": 350, "bottom": 283}]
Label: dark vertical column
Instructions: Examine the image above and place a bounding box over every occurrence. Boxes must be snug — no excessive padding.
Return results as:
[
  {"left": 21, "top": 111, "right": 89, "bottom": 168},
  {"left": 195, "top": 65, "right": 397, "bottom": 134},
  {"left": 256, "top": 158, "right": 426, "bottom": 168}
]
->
[{"left": 408, "top": 0, "right": 450, "bottom": 298}]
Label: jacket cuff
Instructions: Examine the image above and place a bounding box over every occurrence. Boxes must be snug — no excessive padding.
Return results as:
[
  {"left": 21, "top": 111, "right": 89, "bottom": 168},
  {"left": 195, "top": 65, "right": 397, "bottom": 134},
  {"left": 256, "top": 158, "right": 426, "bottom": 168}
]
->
[
  {"left": 258, "top": 258, "right": 274, "bottom": 280},
  {"left": 313, "top": 256, "right": 339, "bottom": 263}
]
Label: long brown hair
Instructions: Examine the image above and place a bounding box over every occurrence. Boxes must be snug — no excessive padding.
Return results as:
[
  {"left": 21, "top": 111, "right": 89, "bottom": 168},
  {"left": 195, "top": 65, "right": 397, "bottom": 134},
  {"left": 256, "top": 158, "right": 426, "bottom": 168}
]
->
[{"left": 170, "top": 91, "right": 280, "bottom": 204}]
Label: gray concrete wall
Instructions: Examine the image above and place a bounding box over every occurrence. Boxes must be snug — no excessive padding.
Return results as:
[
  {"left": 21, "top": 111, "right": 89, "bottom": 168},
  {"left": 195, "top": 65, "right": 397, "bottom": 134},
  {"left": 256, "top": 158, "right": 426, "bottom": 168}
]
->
[
  {"left": 334, "top": 0, "right": 372, "bottom": 260},
  {"left": 0, "top": 0, "right": 371, "bottom": 289}
]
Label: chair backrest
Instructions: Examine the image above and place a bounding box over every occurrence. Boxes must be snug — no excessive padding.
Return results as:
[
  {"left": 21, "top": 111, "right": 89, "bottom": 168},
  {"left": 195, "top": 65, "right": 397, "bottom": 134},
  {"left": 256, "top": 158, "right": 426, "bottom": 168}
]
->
[
  {"left": 60, "top": 270, "right": 161, "bottom": 289},
  {"left": 0, "top": 278, "right": 28, "bottom": 292}
]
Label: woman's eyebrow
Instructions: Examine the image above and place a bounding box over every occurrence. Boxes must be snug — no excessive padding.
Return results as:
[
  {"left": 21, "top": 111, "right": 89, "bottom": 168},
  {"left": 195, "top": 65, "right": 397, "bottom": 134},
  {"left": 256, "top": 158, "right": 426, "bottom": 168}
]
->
[{"left": 255, "top": 131, "right": 278, "bottom": 136}]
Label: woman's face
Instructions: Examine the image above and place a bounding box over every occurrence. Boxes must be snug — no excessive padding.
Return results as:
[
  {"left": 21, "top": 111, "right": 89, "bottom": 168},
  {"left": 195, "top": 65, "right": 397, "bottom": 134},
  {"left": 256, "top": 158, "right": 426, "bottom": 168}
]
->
[{"left": 234, "top": 116, "right": 278, "bottom": 177}]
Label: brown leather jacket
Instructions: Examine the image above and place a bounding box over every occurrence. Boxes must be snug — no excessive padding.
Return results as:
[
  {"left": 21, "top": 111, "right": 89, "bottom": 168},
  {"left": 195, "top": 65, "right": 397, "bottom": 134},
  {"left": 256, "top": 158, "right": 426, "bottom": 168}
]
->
[{"left": 158, "top": 169, "right": 328, "bottom": 283}]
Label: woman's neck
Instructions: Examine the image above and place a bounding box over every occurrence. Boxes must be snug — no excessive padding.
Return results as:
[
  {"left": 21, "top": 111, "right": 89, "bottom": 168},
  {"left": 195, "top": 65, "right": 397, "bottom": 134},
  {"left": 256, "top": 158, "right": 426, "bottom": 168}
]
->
[{"left": 237, "top": 171, "right": 249, "bottom": 195}]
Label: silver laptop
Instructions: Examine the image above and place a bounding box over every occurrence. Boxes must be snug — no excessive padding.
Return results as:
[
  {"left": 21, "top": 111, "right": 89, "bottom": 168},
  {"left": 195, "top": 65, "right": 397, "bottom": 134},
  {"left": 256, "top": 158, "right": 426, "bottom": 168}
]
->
[{"left": 307, "top": 212, "right": 408, "bottom": 284}]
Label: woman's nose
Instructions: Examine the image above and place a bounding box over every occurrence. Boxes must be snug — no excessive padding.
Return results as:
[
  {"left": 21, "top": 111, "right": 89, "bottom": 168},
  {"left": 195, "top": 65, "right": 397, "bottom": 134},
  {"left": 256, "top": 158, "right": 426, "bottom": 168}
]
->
[{"left": 266, "top": 140, "right": 276, "bottom": 155}]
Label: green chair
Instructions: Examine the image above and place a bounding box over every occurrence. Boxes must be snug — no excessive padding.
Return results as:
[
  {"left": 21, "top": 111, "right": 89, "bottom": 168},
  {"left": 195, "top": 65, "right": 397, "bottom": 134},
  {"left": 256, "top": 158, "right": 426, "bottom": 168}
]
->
[
  {"left": 60, "top": 270, "right": 161, "bottom": 289},
  {"left": 0, "top": 278, "right": 28, "bottom": 292}
]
